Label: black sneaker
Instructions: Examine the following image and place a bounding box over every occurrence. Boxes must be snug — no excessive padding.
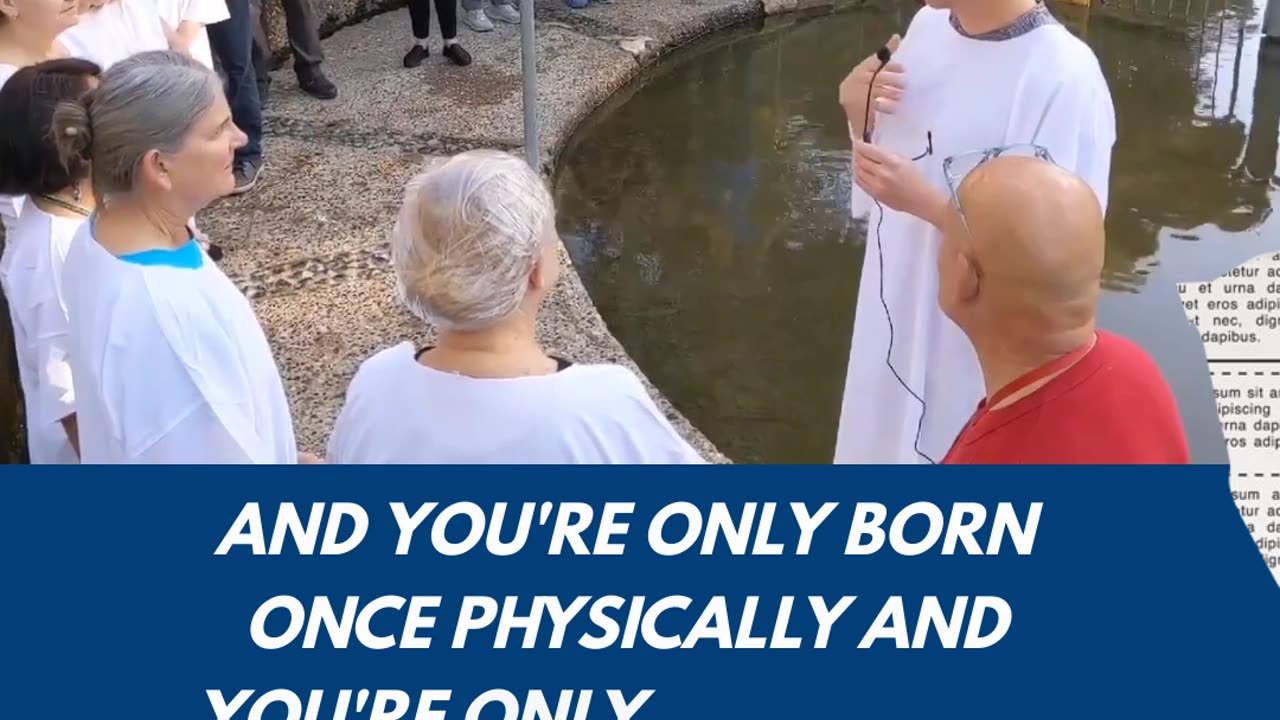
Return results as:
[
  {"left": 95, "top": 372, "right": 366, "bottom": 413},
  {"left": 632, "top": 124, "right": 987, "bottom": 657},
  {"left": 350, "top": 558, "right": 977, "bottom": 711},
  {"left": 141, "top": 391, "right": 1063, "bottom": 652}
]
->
[
  {"left": 443, "top": 43, "right": 472, "bottom": 67},
  {"left": 297, "top": 66, "right": 337, "bottom": 100},
  {"left": 230, "top": 159, "right": 264, "bottom": 196},
  {"left": 403, "top": 45, "right": 429, "bottom": 68}
]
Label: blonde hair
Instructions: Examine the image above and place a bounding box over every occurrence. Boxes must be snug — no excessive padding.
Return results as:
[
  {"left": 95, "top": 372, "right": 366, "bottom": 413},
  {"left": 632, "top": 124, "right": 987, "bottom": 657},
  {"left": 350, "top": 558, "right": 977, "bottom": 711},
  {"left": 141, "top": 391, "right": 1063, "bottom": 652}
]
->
[{"left": 391, "top": 150, "right": 554, "bottom": 331}]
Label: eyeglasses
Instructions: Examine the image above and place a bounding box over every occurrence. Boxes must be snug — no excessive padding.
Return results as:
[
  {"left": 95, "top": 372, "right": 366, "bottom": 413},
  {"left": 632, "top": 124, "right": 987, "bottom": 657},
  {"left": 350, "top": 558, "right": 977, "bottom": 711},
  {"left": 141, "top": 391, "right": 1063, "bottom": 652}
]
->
[{"left": 942, "top": 143, "right": 1056, "bottom": 232}]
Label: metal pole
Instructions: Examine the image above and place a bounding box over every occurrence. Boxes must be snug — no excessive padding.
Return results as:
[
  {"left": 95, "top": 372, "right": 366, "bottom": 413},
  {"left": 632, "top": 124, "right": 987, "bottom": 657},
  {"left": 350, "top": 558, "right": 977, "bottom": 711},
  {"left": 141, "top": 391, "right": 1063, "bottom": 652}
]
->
[{"left": 520, "top": 0, "right": 540, "bottom": 168}]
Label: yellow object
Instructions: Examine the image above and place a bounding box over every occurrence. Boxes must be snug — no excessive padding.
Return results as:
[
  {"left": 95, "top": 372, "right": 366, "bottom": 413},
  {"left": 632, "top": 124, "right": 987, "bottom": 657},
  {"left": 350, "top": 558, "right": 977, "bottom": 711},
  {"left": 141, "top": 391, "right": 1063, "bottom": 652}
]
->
[{"left": 1062, "top": 0, "right": 1090, "bottom": 6}]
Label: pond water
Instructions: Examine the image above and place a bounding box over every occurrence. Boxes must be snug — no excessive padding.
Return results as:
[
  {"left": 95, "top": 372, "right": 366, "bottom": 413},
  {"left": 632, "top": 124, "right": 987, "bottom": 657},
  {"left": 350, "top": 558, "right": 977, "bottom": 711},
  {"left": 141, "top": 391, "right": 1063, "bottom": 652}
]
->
[{"left": 555, "top": 0, "right": 1279, "bottom": 464}]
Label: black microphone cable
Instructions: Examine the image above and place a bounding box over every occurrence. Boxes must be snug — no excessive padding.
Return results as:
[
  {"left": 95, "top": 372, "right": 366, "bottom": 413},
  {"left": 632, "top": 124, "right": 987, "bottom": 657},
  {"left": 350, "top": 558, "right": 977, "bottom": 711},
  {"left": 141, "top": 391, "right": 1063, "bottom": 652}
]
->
[{"left": 860, "top": 46, "right": 937, "bottom": 465}]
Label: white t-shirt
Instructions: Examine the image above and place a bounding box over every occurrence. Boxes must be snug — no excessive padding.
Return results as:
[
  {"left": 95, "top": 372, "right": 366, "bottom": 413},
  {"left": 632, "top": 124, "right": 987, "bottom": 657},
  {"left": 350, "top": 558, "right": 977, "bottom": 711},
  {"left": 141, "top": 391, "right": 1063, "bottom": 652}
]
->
[
  {"left": 157, "top": 0, "right": 228, "bottom": 70},
  {"left": 62, "top": 221, "right": 298, "bottom": 463},
  {"left": 326, "top": 342, "right": 707, "bottom": 464},
  {"left": 59, "top": 0, "right": 170, "bottom": 70},
  {"left": 0, "top": 206, "right": 82, "bottom": 464},
  {"left": 0, "top": 63, "right": 24, "bottom": 237}
]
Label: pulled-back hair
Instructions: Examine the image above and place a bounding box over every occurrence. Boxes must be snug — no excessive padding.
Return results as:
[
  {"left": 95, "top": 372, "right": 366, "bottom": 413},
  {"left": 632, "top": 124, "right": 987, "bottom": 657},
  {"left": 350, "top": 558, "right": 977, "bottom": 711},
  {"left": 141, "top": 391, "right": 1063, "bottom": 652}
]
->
[
  {"left": 0, "top": 58, "right": 102, "bottom": 197},
  {"left": 50, "top": 50, "right": 221, "bottom": 201},
  {"left": 391, "top": 150, "right": 556, "bottom": 332}
]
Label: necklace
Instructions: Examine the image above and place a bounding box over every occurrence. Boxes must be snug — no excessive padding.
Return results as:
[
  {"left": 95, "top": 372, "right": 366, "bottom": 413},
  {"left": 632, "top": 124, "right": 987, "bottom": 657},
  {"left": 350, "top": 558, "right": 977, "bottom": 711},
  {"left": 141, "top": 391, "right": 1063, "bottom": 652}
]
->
[{"left": 37, "top": 193, "right": 92, "bottom": 218}]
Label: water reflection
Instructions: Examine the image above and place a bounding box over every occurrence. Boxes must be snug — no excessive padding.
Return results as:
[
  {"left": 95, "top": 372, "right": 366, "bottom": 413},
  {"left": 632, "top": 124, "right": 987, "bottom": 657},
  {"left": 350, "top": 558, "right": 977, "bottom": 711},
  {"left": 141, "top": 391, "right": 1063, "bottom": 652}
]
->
[{"left": 555, "top": 0, "right": 1279, "bottom": 463}]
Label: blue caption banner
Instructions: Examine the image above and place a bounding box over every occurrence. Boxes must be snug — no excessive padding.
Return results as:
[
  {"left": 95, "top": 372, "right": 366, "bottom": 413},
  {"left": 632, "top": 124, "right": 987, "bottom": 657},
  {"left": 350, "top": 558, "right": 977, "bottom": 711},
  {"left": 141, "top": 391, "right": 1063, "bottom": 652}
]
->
[{"left": 4, "top": 465, "right": 1278, "bottom": 718}]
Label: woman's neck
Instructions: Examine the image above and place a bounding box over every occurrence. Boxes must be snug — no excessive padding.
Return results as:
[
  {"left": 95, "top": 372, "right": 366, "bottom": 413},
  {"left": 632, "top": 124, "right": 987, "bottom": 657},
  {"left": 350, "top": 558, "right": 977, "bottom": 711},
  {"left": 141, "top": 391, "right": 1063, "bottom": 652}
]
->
[
  {"left": 951, "top": 0, "right": 1039, "bottom": 36},
  {"left": 93, "top": 198, "right": 192, "bottom": 257},
  {"left": 31, "top": 182, "right": 95, "bottom": 219},
  {"left": 422, "top": 314, "right": 556, "bottom": 379},
  {"left": 0, "top": 25, "right": 61, "bottom": 66}
]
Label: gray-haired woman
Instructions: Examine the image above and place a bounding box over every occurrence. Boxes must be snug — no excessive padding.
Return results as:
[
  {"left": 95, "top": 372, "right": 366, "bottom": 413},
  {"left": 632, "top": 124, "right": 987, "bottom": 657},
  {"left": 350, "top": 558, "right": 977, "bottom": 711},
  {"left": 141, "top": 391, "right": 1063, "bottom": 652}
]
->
[
  {"left": 326, "top": 149, "right": 705, "bottom": 464},
  {"left": 53, "top": 49, "right": 303, "bottom": 463}
]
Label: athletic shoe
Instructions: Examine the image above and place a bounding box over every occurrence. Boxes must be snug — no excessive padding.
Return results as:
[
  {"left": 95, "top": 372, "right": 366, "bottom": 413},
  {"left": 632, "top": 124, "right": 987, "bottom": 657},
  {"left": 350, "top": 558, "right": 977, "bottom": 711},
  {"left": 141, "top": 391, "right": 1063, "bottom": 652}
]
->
[
  {"left": 486, "top": 4, "right": 521, "bottom": 23},
  {"left": 231, "top": 158, "right": 264, "bottom": 195},
  {"left": 464, "top": 9, "right": 494, "bottom": 31}
]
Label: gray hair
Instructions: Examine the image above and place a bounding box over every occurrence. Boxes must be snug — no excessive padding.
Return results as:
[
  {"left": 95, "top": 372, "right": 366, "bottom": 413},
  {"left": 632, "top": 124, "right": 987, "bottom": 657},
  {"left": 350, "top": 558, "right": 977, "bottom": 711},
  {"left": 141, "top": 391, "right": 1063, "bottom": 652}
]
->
[
  {"left": 391, "top": 150, "right": 555, "bottom": 331},
  {"left": 52, "top": 50, "right": 222, "bottom": 199}
]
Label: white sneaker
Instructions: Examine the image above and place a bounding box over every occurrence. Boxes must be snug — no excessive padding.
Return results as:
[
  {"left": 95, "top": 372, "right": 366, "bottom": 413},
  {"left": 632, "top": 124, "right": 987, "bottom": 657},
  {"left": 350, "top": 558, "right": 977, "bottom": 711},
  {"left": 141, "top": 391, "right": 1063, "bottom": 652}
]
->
[
  {"left": 464, "top": 8, "right": 494, "bottom": 31},
  {"left": 486, "top": 3, "right": 521, "bottom": 24}
]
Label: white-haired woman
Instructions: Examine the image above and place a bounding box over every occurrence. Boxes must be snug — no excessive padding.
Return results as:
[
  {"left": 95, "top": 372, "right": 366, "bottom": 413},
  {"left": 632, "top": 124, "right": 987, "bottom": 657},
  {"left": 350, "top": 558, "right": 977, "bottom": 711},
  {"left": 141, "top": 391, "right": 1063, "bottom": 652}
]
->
[
  {"left": 327, "top": 150, "right": 705, "bottom": 464},
  {"left": 53, "top": 50, "right": 301, "bottom": 463}
]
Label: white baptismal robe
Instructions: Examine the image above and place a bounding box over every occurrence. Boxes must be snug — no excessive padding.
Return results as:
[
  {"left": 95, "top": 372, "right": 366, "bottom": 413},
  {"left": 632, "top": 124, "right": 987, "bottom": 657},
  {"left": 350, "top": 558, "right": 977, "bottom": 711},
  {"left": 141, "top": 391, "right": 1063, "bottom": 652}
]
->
[
  {"left": 62, "top": 223, "right": 298, "bottom": 464},
  {"left": 834, "top": 7, "right": 1116, "bottom": 464}
]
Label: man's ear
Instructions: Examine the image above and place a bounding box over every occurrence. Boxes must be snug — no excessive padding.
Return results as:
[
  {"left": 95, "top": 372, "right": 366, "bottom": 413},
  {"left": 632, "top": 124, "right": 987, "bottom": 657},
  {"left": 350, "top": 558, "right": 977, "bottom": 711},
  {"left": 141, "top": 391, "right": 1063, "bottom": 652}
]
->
[{"left": 0, "top": 0, "right": 19, "bottom": 19}]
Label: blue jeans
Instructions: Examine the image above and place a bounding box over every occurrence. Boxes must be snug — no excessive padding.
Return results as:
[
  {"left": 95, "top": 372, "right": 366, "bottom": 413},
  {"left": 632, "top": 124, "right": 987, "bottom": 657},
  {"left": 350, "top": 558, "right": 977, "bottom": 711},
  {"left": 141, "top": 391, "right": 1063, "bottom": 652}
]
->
[{"left": 208, "top": 0, "right": 264, "bottom": 164}]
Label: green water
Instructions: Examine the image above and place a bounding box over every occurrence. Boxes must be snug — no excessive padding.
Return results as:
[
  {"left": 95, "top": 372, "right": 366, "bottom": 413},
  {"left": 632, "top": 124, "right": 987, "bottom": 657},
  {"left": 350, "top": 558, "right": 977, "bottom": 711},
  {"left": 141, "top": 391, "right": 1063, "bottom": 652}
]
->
[{"left": 555, "top": 0, "right": 1279, "bottom": 464}]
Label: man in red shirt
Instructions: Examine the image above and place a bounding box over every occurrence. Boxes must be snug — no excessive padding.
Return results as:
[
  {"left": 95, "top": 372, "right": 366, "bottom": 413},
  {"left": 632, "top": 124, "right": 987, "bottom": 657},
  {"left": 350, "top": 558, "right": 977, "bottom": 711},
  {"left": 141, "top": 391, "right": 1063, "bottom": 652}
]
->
[{"left": 937, "top": 154, "right": 1190, "bottom": 464}]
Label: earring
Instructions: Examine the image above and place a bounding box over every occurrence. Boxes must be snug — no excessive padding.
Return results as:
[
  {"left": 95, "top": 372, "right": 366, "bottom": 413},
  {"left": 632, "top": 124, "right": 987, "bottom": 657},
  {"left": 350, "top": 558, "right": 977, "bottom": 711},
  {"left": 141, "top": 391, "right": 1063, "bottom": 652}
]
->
[{"left": 72, "top": 185, "right": 81, "bottom": 202}]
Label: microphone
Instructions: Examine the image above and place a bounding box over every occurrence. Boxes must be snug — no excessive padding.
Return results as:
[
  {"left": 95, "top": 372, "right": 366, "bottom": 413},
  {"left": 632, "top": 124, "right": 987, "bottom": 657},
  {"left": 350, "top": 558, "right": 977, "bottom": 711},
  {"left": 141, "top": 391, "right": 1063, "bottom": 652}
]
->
[{"left": 862, "top": 45, "right": 894, "bottom": 143}]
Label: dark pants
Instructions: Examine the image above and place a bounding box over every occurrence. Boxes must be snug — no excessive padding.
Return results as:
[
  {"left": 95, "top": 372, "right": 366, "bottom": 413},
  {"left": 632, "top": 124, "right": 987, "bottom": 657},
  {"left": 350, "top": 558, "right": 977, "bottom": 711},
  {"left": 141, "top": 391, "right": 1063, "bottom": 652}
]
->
[
  {"left": 408, "top": 0, "right": 458, "bottom": 40},
  {"left": 256, "top": 0, "right": 325, "bottom": 73},
  {"left": 208, "top": 0, "right": 264, "bottom": 164}
]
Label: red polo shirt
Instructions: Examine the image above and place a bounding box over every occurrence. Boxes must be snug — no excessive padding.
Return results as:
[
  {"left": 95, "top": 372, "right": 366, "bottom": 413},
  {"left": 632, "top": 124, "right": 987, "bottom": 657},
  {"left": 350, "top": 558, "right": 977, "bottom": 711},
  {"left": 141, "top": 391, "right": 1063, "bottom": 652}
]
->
[{"left": 943, "top": 331, "right": 1190, "bottom": 464}]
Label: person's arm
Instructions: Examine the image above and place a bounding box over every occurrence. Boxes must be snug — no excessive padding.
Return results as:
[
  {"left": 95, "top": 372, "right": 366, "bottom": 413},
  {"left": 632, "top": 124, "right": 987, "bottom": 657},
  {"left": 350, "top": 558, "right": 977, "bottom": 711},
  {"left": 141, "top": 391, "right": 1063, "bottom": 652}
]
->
[
  {"left": 32, "top": 295, "right": 78, "bottom": 458},
  {"left": 174, "top": 20, "right": 204, "bottom": 52},
  {"left": 165, "top": 0, "right": 230, "bottom": 55}
]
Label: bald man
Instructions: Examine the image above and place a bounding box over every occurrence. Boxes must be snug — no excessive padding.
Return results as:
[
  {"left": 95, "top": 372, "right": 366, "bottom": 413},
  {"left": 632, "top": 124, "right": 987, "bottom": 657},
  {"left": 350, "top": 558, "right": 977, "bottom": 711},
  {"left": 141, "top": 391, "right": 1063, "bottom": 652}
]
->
[{"left": 937, "top": 156, "right": 1189, "bottom": 464}]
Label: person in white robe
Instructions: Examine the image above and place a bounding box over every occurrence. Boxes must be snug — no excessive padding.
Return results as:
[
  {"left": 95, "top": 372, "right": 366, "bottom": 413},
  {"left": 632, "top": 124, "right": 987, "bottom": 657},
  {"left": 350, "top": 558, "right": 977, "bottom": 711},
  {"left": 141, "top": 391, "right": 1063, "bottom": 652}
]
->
[
  {"left": 55, "top": 50, "right": 300, "bottom": 463},
  {"left": 326, "top": 150, "right": 707, "bottom": 465},
  {"left": 58, "top": 0, "right": 169, "bottom": 68},
  {"left": 0, "top": 59, "right": 101, "bottom": 463},
  {"left": 833, "top": 0, "right": 1116, "bottom": 464},
  {"left": 157, "top": 0, "right": 228, "bottom": 70},
  {"left": 0, "top": 0, "right": 81, "bottom": 235}
]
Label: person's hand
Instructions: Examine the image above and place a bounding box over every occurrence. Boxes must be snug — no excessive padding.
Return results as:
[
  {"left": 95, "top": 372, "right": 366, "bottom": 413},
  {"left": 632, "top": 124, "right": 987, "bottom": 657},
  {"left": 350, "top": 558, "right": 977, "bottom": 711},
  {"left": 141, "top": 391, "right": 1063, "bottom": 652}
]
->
[
  {"left": 298, "top": 451, "right": 325, "bottom": 464},
  {"left": 838, "top": 34, "right": 904, "bottom": 140},
  {"left": 853, "top": 140, "right": 950, "bottom": 228},
  {"left": 163, "top": 23, "right": 192, "bottom": 56}
]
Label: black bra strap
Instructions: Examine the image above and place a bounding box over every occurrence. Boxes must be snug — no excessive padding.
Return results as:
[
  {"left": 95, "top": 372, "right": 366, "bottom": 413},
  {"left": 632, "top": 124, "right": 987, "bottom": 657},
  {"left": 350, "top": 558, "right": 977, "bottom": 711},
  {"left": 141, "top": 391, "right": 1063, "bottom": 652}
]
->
[{"left": 415, "top": 346, "right": 573, "bottom": 372}]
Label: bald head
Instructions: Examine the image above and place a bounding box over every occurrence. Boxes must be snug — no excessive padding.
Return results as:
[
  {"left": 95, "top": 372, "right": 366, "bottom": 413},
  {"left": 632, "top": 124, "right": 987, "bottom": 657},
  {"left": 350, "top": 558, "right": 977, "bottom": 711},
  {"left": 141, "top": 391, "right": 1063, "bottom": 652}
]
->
[{"left": 939, "top": 155, "right": 1105, "bottom": 351}]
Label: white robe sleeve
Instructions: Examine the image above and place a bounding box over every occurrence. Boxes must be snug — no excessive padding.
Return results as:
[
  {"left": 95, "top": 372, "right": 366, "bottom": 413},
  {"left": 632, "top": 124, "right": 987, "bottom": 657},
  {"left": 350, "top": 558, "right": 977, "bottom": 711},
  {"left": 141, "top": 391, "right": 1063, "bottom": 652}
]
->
[
  {"left": 31, "top": 294, "right": 75, "bottom": 426},
  {"left": 131, "top": 401, "right": 255, "bottom": 463},
  {"left": 180, "top": 0, "right": 229, "bottom": 25},
  {"left": 614, "top": 370, "right": 708, "bottom": 464},
  {"left": 848, "top": 122, "right": 874, "bottom": 220},
  {"left": 324, "top": 383, "right": 359, "bottom": 464},
  {"left": 1009, "top": 67, "right": 1117, "bottom": 213}
]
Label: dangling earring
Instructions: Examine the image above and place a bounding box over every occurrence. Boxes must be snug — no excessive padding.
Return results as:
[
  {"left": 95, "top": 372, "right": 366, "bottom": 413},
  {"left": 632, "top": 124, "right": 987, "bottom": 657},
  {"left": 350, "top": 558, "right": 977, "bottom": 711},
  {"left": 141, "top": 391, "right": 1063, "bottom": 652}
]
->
[{"left": 72, "top": 185, "right": 81, "bottom": 202}]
